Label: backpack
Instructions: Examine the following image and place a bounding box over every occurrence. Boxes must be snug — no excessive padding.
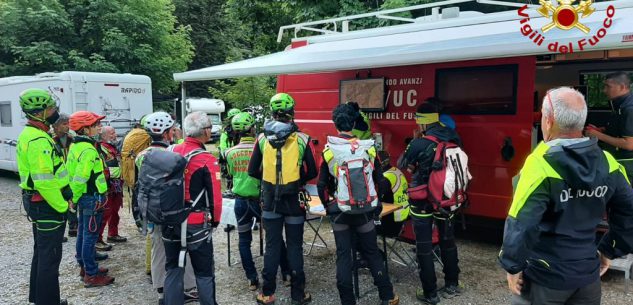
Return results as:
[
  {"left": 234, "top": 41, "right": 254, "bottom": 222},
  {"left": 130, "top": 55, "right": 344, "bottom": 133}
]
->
[
  {"left": 407, "top": 136, "right": 472, "bottom": 213},
  {"left": 120, "top": 128, "right": 151, "bottom": 187},
  {"left": 325, "top": 136, "right": 378, "bottom": 214},
  {"left": 136, "top": 148, "right": 207, "bottom": 226}
]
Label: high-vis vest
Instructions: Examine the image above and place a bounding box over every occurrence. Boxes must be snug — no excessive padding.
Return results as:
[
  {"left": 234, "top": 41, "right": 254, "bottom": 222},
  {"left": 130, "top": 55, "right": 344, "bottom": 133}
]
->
[
  {"left": 17, "top": 126, "right": 70, "bottom": 213},
  {"left": 226, "top": 137, "right": 261, "bottom": 198},
  {"left": 67, "top": 139, "right": 108, "bottom": 203},
  {"left": 258, "top": 132, "right": 309, "bottom": 186},
  {"left": 384, "top": 167, "right": 410, "bottom": 222}
]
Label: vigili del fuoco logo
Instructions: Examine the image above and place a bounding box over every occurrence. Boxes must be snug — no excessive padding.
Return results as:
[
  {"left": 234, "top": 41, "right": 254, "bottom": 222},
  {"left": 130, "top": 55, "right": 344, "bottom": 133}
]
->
[{"left": 518, "top": 0, "right": 615, "bottom": 54}]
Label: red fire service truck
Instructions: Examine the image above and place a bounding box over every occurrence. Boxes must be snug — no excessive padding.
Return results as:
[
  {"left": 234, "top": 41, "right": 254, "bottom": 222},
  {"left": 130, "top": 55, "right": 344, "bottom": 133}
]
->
[{"left": 174, "top": 0, "right": 633, "bottom": 227}]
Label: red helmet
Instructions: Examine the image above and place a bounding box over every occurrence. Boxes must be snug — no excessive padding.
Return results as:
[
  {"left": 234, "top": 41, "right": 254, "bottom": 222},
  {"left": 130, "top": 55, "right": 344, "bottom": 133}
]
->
[{"left": 69, "top": 111, "right": 106, "bottom": 131}]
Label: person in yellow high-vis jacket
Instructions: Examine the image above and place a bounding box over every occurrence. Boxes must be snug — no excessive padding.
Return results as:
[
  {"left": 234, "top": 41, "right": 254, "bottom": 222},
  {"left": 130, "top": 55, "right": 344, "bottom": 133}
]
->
[
  {"left": 17, "top": 88, "right": 72, "bottom": 305},
  {"left": 376, "top": 150, "right": 410, "bottom": 238},
  {"left": 67, "top": 111, "right": 114, "bottom": 288}
]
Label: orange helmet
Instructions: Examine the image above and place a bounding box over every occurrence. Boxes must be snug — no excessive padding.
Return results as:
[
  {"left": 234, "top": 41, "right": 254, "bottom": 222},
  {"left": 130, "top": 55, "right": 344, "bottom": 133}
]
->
[{"left": 69, "top": 111, "right": 106, "bottom": 131}]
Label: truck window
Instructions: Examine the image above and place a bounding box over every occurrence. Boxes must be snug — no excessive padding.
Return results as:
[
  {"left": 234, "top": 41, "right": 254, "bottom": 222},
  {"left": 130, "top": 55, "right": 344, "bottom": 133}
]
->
[
  {"left": 580, "top": 71, "right": 633, "bottom": 109},
  {"left": 0, "top": 102, "right": 11, "bottom": 127},
  {"left": 435, "top": 64, "right": 518, "bottom": 115}
]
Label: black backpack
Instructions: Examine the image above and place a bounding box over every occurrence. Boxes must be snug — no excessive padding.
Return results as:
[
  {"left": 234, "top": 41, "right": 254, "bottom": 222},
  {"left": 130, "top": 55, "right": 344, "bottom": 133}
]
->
[{"left": 137, "top": 148, "right": 207, "bottom": 226}]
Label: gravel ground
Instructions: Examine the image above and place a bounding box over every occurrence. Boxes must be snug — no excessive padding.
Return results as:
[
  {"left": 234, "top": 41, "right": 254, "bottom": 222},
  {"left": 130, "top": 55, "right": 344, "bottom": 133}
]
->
[{"left": 1, "top": 171, "right": 632, "bottom": 305}]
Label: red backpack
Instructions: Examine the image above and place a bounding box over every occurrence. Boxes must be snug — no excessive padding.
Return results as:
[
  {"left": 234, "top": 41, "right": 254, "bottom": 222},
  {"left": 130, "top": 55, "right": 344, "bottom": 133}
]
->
[{"left": 407, "top": 136, "right": 472, "bottom": 213}]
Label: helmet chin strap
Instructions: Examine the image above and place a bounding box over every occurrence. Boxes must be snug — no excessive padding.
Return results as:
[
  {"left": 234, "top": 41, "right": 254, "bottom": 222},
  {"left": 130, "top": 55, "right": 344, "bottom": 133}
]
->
[{"left": 26, "top": 109, "right": 48, "bottom": 123}]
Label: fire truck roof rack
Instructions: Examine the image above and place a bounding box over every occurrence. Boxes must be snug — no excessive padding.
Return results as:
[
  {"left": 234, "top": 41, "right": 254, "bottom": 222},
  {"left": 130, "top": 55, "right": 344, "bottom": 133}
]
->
[{"left": 277, "top": 0, "right": 536, "bottom": 43}]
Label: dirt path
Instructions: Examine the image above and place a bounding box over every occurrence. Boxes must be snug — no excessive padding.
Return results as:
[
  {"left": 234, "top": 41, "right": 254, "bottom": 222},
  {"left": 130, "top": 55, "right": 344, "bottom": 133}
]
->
[{"left": 0, "top": 172, "right": 631, "bottom": 304}]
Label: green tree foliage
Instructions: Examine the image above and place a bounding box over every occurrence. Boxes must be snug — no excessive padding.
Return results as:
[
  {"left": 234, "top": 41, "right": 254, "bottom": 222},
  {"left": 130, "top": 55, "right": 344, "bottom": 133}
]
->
[{"left": 0, "top": 0, "right": 193, "bottom": 95}]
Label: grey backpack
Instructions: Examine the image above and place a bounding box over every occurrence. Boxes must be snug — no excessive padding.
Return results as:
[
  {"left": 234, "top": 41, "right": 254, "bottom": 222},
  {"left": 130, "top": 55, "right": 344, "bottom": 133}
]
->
[{"left": 326, "top": 136, "right": 378, "bottom": 214}]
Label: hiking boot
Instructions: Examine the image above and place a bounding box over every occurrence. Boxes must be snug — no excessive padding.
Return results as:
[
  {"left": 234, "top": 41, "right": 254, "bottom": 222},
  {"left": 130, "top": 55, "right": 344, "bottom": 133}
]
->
[
  {"left": 79, "top": 266, "right": 109, "bottom": 277},
  {"left": 439, "top": 284, "right": 463, "bottom": 299},
  {"left": 95, "top": 252, "right": 109, "bottom": 261},
  {"left": 290, "top": 292, "right": 312, "bottom": 305},
  {"left": 184, "top": 288, "right": 199, "bottom": 304},
  {"left": 249, "top": 279, "right": 260, "bottom": 291},
  {"left": 96, "top": 241, "right": 113, "bottom": 251},
  {"left": 381, "top": 294, "right": 400, "bottom": 305},
  {"left": 107, "top": 235, "right": 127, "bottom": 243},
  {"left": 416, "top": 289, "right": 440, "bottom": 305},
  {"left": 83, "top": 274, "right": 115, "bottom": 288},
  {"left": 256, "top": 293, "right": 275, "bottom": 305}
]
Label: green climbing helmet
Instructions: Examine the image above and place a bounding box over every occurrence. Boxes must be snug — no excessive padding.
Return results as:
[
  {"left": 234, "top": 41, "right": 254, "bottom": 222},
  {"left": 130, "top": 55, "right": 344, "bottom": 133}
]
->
[
  {"left": 19, "top": 88, "right": 56, "bottom": 112},
  {"left": 226, "top": 108, "right": 241, "bottom": 120},
  {"left": 231, "top": 112, "right": 255, "bottom": 132},
  {"left": 269, "top": 93, "right": 295, "bottom": 112}
]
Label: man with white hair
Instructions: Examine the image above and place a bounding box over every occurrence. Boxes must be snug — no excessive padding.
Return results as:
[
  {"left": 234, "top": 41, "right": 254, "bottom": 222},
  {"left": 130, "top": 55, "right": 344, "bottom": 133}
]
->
[
  {"left": 97, "top": 126, "right": 127, "bottom": 246},
  {"left": 499, "top": 87, "right": 633, "bottom": 305},
  {"left": 163, "top": 111, "right": 222, "bottom": 305}
]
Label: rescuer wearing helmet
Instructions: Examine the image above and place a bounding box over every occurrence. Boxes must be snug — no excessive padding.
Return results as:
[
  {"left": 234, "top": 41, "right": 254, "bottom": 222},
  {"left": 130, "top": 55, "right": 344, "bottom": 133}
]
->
[
  {"left": 585, "top": 72, "right": 633, "bottom": 177},
  {"left": 398, "top": 101, "right": 463, "bottom": 305},
  {"left": 225, "top": 112, "right": 262, "bottom": 290},
  {"left": 500, "top": 87, "right": 633, "bottom": 305},
  {"left": 66, "top": 111, "right": 115, "bottom": 288},
  {"left": 219, "top": 108, "right": 241, "bottom": 190},
  {"left": 136, "top": 112, "right": 199, "bottom": 304},
  {"left": 249, "top": 93, "right": 318, "bottom": 305},
  {"left": 17, "top": 88, "right": 72, "bottom": 305}
]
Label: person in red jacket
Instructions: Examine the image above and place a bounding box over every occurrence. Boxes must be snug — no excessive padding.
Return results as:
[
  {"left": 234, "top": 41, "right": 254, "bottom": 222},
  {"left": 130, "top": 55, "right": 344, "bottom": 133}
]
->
[
  {"left": 97, "top": 126, "right": 127, "bottom": 245},
  {"left": 163, "top": 111, "right": 222, "bottom": 305}
]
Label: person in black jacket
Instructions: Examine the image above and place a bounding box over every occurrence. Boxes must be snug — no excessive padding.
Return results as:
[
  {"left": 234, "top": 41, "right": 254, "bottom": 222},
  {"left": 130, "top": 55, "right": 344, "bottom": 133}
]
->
[
  {"left": 585, "top": 72, "right": 633, "bottom": 177},
  {"left": 398, "top": 101, "right": 462, "bottom": 305},
  {"left": 500, "top": 87, "right": 633, "bottom": 305},
  {"left": 317, "top": 104, "right": 399, "bottom": 305}
]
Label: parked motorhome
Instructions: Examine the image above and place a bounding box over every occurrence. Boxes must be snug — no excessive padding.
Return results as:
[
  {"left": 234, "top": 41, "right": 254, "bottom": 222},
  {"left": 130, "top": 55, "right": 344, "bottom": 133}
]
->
[{"left": 0, "top": 71, "right": 152, "bottom": 171}]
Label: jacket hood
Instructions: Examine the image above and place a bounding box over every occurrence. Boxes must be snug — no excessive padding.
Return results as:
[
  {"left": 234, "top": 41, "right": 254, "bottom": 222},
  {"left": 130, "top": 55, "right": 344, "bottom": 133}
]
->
[
  {"left": 543, "top": 138, "right": 609, "bottom": 190},
  {"left": 425, "top": 124, "right": 462, "bottom": 146}
]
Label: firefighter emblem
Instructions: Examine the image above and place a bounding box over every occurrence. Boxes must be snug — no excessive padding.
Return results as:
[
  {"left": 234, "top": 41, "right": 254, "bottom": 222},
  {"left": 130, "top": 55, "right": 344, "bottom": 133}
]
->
[{"left": 537, "top": 0, "right": 595, "bottom": 33}]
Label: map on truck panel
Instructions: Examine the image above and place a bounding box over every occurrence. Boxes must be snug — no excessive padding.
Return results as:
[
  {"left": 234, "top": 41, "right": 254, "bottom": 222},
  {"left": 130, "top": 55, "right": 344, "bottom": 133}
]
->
[{"left": 340, "top": 78, "right": 386, "bottom": 111}]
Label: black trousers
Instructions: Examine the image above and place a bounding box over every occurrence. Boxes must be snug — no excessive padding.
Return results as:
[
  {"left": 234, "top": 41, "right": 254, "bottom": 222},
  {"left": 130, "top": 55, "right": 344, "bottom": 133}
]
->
[
  {"left": 261, "top": 211, "right": 306, "bottom": 302},
  {"left": 163, "top": 228, "right": 217, "bottom": 305},
  {"left": 330, "top": 213, "right": 394, "bottom": 305},
  {"left": 413, "top": 214, "right": 460, "bottom": 297},
  {"left": 512, "top": 278, "right": 601, "bottom": 305},
  {"left": 25, "top": 194, "right": 66, "bottom": 305}
]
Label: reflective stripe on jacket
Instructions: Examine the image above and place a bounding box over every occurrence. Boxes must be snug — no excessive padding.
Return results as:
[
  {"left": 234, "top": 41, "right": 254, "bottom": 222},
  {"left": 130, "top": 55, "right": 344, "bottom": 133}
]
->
[
  {"left": 67, "top": 137, "right": 108, "bottom": 203},
  {"left": 17, "top": 126, "right": 70, "bottom": 213}
]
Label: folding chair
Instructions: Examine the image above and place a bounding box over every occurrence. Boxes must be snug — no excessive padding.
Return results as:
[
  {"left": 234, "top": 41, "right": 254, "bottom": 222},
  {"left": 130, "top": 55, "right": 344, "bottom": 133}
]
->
[
  {"left": 385, "top": 219, "right": 442, "bottom": 269},
  {"left": 301, "top": 191, "right": 328, "bottom": 255}
]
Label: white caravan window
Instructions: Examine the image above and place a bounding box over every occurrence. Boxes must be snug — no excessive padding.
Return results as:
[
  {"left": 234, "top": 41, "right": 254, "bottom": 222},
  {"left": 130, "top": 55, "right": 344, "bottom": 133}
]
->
[
  {"left": 208, "top": 114, "right": 221, "bottom": 125},
  {"left": 0, "top": 102, "right": 12, "bottom": 127}
]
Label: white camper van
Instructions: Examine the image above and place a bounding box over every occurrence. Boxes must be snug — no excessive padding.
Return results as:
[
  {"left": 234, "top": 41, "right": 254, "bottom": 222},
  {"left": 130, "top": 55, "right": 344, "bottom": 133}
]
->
[
  {"left": 185, "top": 98, "right": 225, "bottom": 142},
  {"left": 0, "top": 71, "right": 153, "bottom": 171}
]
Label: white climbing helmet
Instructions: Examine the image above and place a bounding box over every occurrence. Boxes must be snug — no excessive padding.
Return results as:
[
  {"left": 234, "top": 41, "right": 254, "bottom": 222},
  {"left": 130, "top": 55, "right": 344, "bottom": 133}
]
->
[{"left": 144, "top": 111, "right": 175, "bottom": 135}]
